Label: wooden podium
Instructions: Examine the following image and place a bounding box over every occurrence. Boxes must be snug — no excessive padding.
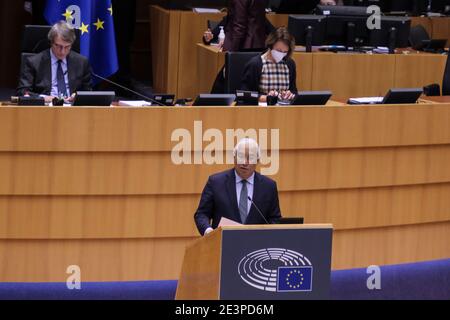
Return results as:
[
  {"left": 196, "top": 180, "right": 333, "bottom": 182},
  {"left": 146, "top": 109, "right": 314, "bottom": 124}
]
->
[{"left": 176, "top": 224, "right": 333, "bottom": 300}]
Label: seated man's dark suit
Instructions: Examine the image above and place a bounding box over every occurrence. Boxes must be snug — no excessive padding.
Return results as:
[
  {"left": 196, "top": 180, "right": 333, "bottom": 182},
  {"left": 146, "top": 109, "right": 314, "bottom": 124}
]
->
[
  {"left": 17, "top": 48, "right": 92, "bottom": 96},
  {"left": 194, "top": 168, "right": 282, "bottom": 235}
]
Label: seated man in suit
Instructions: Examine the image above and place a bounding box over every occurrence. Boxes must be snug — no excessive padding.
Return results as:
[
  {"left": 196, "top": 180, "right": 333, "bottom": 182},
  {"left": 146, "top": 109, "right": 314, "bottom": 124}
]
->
[
  {"left": 17, "top": 21, "right": 92, "bottom": 103},
  {"left": 194, "top": 138, "right": 282, "bottom": 236}
]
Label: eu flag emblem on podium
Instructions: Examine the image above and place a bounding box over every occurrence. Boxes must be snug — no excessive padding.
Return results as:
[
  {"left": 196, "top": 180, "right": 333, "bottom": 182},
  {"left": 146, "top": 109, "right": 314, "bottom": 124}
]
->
[
  {"left": 277, "top": 266, "right": 313, "bottom": 292},
  {"left": 44, "top": 0, "right": 119, "bottom": 79}
]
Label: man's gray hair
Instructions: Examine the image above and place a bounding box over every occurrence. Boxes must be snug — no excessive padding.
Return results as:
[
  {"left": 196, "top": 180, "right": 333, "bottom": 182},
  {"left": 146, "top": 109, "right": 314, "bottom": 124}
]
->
[
  {"left": 233, "top": 137, "right": 260, "bottom": 160},
  {"left": 48, "top": 21, "right": 76, "bottom": 44}
]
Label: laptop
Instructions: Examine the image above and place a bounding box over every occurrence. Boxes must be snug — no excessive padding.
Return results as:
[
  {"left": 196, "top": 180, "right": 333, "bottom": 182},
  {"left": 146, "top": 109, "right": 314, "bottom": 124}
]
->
[
  {"left": 421, "top": 39, "right": 448, "bottom": 53},
  {"left": 291, "top": 91, "right": 332, "bottom": 105},
  {"left": 348, "top": 88, "right": 423, "bottom": 105},
  {"left": 72, "top": 91, "right": 115, "bottom": 106}
]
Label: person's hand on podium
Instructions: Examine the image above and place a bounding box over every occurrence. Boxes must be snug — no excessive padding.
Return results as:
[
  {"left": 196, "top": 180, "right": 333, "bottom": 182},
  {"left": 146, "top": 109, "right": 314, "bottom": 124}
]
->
[
  {"left": 204, "top": 227, "right": 214, "bottom": 236},
  {"left": 65, "top": 93, "right": 76, "bottom": 104}
]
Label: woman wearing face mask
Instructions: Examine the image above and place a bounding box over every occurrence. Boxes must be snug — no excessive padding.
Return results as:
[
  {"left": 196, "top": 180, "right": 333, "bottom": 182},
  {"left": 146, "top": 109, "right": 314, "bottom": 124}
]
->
[{"left": 241, "top": 27, "right": 297, "bottom": 103}]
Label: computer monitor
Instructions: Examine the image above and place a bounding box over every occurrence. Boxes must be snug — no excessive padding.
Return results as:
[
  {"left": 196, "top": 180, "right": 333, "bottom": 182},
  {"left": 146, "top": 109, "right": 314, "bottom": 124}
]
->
[
  {"left": 192, "top": 94, "right": 236, "bottom": 106},
  {"left": 288, "top": 15, "right": 326, "bottom": 51},
  {"left": 421, "top": 39, "right": 448, "bottom": 53},
  {"left": 291, "top": 91, "right": 332, "bottom": 105},
  {"left": 317, "top": 5, "right": 371, "bottom": 16},
  {"left": 388, "top": 0, "right": 415, "bottom": 13},
  {"left": 276, "top": 0, "right": 318, "bottom": 14},
  {"left": 346, "top": 0, "right": 388, "bottom": 11},
  {"left": 408, "top": 0, "right": 450, "bottom": 15},
  {"left": 316, "top": 5, "right": 373, "bottom": 48},
  {"left": 325, "top": 15, "right": 371, "bottom": 48},
  {"left": 236, "top": 91, "right": 259, "bottom": 106},
  {"left": 72, "top": 91, "right": 115, "bottom": 106},
  {"left": 430, "top": 0, "right": 450, "bottom": 14},
  {"left": 370, "top": 16, "right": 411, "bottom": 51},
  {"left": 381, "top": 88, "right": 423, "bottom": 104}
]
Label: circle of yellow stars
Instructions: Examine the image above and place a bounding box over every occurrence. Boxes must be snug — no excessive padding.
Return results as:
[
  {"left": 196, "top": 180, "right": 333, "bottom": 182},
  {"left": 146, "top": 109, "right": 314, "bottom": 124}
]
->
[
  {"left": 62, "top": 5, "right": 113, "bottom": 35},
  {"left": 286, "top": 270, "right": 304, "bottom": 289}
]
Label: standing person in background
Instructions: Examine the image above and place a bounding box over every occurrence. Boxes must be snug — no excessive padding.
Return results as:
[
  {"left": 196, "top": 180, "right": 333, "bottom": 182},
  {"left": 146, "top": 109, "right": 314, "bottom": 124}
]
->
[
  {"left": 222, "top": 0, "right": 267, "bottom": 52},
  {"left": 207, "top": 0, "right": 271, "bottom": 93},
  {"left": 203, "top": 15, "right": 275, "bottom": 48}
]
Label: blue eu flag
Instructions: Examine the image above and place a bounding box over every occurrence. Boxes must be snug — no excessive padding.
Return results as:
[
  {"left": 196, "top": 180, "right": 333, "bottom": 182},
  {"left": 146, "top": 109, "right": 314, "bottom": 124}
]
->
[
  {"left": 277, "top": 266, "right": 313, "bottom": 292},
  {"left": 44, "top": 0, "right": 119, "bottom": 79}
]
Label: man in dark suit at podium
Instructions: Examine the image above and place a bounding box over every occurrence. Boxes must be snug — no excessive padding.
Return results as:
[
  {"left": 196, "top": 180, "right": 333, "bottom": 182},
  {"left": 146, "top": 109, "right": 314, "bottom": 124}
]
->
[
  {"left": 194, "top": 138, "right": 282, "bottom": 236},
  {"left": 17, "top": 21, "right": 92, "bottom": 103}
]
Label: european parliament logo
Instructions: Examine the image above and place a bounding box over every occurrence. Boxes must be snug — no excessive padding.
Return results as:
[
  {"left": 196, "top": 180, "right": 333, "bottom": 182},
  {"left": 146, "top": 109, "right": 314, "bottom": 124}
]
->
[{"left": 238, "top": 248, "right": 313, "bottom": 293}]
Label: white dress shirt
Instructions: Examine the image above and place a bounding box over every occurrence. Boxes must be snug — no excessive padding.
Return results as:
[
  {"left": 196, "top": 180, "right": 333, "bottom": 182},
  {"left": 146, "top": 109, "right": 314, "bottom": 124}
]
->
[{"left": 50, "top": 49, "right": 70, "bottom": 97}]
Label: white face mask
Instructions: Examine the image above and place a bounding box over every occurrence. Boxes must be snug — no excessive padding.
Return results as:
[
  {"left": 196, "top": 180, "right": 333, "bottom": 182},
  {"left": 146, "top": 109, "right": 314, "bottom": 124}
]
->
[{"left": 271, "top": 49, "right": 287, "bottom": 63}]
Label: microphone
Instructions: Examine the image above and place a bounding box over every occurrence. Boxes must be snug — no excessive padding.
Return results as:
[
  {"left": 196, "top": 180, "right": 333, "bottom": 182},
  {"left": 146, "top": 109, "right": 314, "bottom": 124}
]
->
[
  {"left": 91, "top": 72, "right": 166, "bottom": 106},
  {"left": 247, "top": 196, "right": 270, "bottom": 224}
]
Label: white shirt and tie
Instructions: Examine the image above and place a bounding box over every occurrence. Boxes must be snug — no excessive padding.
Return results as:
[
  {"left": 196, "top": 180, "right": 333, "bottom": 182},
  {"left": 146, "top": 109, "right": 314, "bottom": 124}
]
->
[
  {"left": 204, "top": 171, "right": 254, "bottom": 235},
  {"left": 49, "top": 49, "right": 70, "bottom": 97},
  {"left": 235, "top": 170, "right": 254, "bottom": 219}
]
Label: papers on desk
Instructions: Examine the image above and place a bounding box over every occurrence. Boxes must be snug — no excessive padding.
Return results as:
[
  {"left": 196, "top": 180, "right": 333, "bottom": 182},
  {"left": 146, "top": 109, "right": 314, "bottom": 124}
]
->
[
  {"left": 348, "top": 97, "right": 383, "bottom": 104},
  {"left": 295, "top": 46, "right": 321, "bottom": 52},
  {"left": 373, "top": 47, "right": 389, "bottom": 54},
  {"left": 218, "top": 217, "right": 242, "bottom": 227},
  {"left": 192, "top": 8, "right": 221, "bottom": 13},
  {"left": 118, "top": 100, "right": 152, "bottom": 107}
]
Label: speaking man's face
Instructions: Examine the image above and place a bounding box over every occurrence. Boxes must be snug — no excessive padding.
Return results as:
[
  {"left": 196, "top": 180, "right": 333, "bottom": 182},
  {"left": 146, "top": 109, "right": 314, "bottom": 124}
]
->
[
  {"left": 234, "top": 145, "right": 258, "bottom": 180},
  {"left": 51, "top": 35, "right": 72, "bottom": 60}
]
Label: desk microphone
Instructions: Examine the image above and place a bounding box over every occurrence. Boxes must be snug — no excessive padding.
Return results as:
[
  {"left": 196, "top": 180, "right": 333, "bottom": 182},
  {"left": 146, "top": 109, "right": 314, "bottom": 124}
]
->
[
  {"left": 91, "top": 72, "right": 166, "bottom": 106},
  {"left": 247, "top": 196, "right": 270, "bottom": 224}
]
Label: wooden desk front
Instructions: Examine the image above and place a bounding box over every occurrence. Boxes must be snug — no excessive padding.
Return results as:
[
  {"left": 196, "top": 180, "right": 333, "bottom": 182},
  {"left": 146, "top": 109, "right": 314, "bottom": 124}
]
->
[
  {"left": 198, "top": 44, "right": 447, "bottom": 97},
  {"left": 0, "top": 103, "right": 449, "bottom": 281}
]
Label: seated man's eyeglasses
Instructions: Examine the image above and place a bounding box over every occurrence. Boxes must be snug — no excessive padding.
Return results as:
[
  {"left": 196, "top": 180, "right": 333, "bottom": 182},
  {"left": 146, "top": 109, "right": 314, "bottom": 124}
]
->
[{"left": 52, "top": 43, "right": 72, "bottom": 51}]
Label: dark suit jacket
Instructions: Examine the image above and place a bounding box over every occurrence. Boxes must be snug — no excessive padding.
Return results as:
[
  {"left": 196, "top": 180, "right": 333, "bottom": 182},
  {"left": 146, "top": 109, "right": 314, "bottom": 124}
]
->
[
  {"left": 223, "top": 0, "right": 267, "bottom": 52},
  {"left": 194, "top": 168, "right": 282, "bottom": 235},
  {"left": 17, "top": 49, "right": 92, "bottom": 96}
]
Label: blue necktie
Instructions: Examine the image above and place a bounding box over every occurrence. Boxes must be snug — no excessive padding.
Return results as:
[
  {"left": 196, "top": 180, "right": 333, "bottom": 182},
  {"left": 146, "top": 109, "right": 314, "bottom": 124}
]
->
[
  {"left": 239, "top": 180, "right": 248, "bottom": 224},
  {"left": 57, "top": 60, "right": 67, "bottom": 97}
]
